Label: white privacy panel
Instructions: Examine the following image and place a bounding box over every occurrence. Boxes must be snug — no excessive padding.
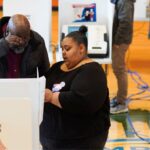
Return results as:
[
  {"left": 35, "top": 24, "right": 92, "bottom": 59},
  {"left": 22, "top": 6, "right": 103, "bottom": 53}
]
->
[{"left": 0, "top": 77, "right": 46, "bottom": 150}]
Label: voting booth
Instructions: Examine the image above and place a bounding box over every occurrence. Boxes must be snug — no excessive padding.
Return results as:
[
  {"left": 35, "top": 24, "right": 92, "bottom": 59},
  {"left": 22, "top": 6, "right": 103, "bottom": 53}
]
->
[
  {"left": 0, "top": 77, "right": 45, "bottom": 150},
  {"left": 3, "top": 0, "right": 52, "bottom": 62},
  {"left": 58, "top": 0, "right": 114, "bottom": 64}
]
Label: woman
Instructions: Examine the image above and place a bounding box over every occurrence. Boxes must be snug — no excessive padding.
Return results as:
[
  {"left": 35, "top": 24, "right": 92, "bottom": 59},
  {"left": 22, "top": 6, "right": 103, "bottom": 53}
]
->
[{"left": 40, "top": 26, "right": 110, "bottom": 149}]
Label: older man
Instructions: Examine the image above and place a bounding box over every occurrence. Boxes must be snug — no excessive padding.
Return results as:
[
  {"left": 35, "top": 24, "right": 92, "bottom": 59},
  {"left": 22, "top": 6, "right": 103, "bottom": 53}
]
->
[{"left": 0, "top": 14, "right": 50, "bottom": 78}]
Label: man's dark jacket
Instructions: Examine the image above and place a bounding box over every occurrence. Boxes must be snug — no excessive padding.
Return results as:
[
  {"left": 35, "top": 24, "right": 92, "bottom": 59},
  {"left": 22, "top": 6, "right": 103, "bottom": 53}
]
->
[
  {"left": 0, "top": 28, "right": 50, "bottom": 78},
  {"left": 113, "top": 0, "right": 136, "bottom": 45}
]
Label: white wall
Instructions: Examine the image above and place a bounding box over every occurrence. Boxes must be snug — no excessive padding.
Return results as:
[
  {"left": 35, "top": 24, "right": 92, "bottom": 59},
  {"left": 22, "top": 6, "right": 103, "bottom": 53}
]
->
[
  {"left": 59, "top": 0, "right": 114, "bottom": 34},
  {"left": 58, "top": 0, "right": 114, "bottom": 64},
  {"left": 134, "top": 0, "right": 149, "bottom": 21}
]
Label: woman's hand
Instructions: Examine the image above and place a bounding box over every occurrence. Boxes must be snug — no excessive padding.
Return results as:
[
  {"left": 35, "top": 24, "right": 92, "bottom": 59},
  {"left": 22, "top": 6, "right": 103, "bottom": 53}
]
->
[
  {"left": 45, "top": 89, "right": 53, "bottom": 103},
  {"left": 113, "top": 44, "right": 120, "bottom": 49},
  {"left": 44, "top": 89, "right": 62, "bottom": 108}
]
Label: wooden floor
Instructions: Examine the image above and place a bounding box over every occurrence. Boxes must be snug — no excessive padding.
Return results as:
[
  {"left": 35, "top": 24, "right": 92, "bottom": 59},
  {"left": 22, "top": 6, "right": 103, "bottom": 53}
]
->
[
  {"left": 106, "top": 20, "right": 150, "bottom": 149},
  {"left": 1, "top": 11, "right": 150, "bottom": 149}
]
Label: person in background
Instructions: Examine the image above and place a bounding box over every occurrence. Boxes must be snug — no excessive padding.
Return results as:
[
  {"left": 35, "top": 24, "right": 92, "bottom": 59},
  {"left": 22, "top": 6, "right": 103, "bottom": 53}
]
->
[
  {"left": 110, "top": 0, "right": 136, "bottom": 114},
  {"left": 0, "top": 14, "right": 50, "bottom": 78},
  {"left": 40, "top": 26, "right": 110, "bottom": 149}
]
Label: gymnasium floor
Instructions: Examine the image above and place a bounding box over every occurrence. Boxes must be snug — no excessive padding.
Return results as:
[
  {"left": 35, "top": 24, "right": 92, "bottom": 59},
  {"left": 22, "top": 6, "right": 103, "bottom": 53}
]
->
[
  {"left": 1, "top": 10, "right": 150, "bottom": 149},
  {"left": 105, "top": 21, "right": 150, "bottom": 149}
]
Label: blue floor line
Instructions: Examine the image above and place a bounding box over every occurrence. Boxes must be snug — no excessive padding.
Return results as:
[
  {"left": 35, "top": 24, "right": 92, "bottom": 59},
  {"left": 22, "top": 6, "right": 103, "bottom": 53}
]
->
[{"left": 107, "top": 138, "right": 150, "bottom": 143}]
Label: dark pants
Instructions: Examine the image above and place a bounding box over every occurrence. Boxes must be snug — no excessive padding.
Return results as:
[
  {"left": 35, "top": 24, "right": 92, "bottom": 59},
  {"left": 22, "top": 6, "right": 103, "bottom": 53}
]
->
[
  {"left": 40, "top": 131, "right": 108, "bottom": 150},
  {"left": 112, "top": 44, "right": 129, "bottom": 104}
]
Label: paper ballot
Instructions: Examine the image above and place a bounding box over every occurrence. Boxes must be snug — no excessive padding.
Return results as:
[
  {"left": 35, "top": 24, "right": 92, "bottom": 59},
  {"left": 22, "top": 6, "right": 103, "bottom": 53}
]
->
[{"left": 0, "top": 77, "right": 46, "bottom": 150}]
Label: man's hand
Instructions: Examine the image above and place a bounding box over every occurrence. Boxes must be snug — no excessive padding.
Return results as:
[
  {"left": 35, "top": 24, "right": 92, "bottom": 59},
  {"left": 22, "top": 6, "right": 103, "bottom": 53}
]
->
[{"left": 5, "top": 33, "right": 25, "bottom": 48}]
